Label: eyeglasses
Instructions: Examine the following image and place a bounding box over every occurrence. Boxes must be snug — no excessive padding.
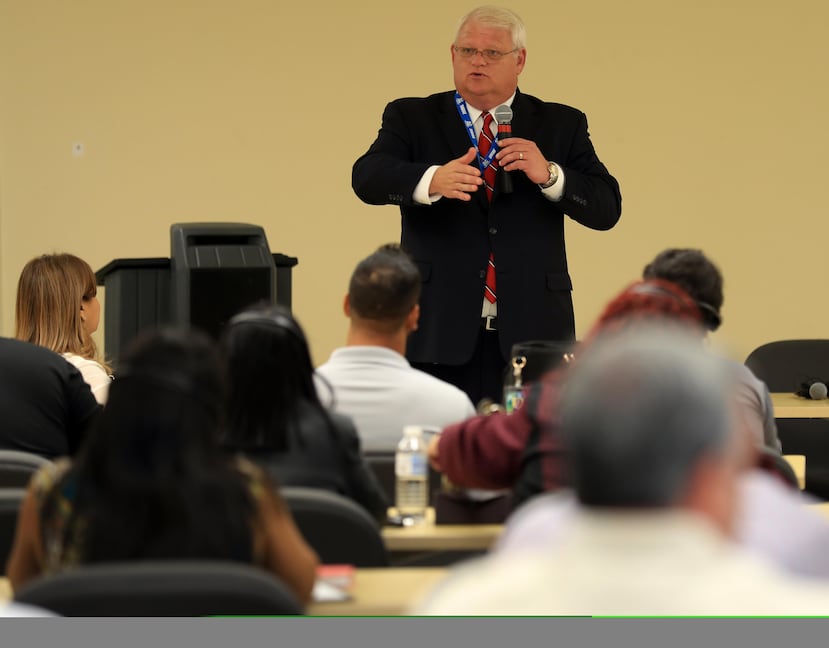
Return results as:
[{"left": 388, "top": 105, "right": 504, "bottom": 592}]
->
[{"left": 453, "top": 46, "right": 518, "bottom": 61}]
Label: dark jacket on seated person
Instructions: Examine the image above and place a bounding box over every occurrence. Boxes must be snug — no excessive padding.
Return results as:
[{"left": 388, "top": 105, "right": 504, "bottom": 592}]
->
[
  {"left": 0, "top": 337, "right": 100, "bottom": 459},
  {"left": 227, "top": 402, "right": 388, "bottom": 522}
]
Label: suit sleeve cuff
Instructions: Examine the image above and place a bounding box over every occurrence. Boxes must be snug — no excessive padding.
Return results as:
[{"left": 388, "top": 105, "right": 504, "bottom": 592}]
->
[{"left": 413, "top": 166, "right": 443, "bottom": 204}]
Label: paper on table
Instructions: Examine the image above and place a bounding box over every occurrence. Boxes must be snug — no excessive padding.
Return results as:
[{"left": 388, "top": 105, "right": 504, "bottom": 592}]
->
[{"left": 312, "top": 579, "right": 352, "bottom": 603}]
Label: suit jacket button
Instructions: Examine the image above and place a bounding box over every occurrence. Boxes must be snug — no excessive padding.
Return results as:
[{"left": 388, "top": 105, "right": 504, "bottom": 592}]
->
[{"left": 489, "top": 227, "right": 497, "bottom": 235}]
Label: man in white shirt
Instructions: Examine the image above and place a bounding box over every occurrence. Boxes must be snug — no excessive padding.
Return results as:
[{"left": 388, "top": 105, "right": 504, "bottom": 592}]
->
[
  {"left": 316, "top": 244, "right": 475, "bottom": 453},
  {"left": 417, "top": 328, "right": 829, "bottom": 615}
]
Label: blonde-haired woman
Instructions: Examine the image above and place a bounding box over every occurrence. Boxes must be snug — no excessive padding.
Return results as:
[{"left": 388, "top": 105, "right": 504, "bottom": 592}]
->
[{"left": 16, "top": 253, "right": 112, "bottom": 404}]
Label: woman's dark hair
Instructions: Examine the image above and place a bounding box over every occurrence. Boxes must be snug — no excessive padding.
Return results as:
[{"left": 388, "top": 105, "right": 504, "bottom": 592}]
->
[
  {"left": 222, "top": 304, "right": 332, "bottom": 452},
  {"left": 42, "top": 328, "right": 256, "bottom": 564}
]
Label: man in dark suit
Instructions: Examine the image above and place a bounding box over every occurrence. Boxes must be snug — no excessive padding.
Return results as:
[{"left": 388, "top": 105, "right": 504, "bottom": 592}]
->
[{"left": 352, "top": 5, "right": 622, "bottom": 406}]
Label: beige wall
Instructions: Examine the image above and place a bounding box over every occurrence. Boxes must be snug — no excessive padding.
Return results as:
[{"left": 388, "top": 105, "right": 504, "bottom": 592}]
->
[{"left": 1, "top": 0, "right": 828, "bottom": 367}]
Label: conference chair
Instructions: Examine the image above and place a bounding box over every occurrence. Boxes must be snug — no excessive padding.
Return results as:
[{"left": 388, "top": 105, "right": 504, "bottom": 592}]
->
[
  {"left": 0, "top": 488, "right": 26, "bottom": 575},
  {"left": 0, "top": 454, "right": 52, "bottom": 572},
  {"left": 280, "top": 487, "right": 389, "bottom": 567},
  {"left": 745, "top": 340, "right": 829, "bottom": 391},
  {"left": 0, "top": 450, "right": 53, "bottom": 488},
  {"left": 745, "top": 339, "right": 829, "bottom": 499},
  {"left": 363, "top": 452, "right": 396, "bottom": 504},
  {"left": 13, "top": 560, "right": 304, "bottom": 616}
]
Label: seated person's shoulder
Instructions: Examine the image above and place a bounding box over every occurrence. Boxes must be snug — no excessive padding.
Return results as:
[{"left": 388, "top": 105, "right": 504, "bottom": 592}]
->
[
  {"left": 0, "top": 337, "right": 61, "bottom": 367},
  {"left": 327, "top": 409, "right": 358, "bottom": 432},
  {"left": 732, "top": 359, "right": 770, "bottom": 391},
  {"left": 409, "top": 366, "right": 475, "bottom": 403}
]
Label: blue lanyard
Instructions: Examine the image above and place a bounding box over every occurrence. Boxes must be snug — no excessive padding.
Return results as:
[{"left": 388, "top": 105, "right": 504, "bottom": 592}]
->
[{"left": 454, "top": 92, "right": 498, "bottom": 172}]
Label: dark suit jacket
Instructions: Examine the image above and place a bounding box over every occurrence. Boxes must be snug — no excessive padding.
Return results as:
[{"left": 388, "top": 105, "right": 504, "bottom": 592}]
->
[
  {"left": 352, "top": 89, "right": 622, "bottom": 365},
  {"left": 0, "top": 337, "right": 101, "bottom": 459}
]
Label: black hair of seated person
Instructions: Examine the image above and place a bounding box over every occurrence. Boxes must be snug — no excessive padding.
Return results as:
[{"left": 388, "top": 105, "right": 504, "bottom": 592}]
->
[
  {"left": 348, "top": 243, "right": 421, "bottom": 334},
  {"left": 222, "top": 304, "right": 334, "bottom": 452},
  {"left": 642, "top": 248, "right": 724, "bottom": 331},
  {"left": 41, "top": 327, "right": 257, "bottom": 564}
]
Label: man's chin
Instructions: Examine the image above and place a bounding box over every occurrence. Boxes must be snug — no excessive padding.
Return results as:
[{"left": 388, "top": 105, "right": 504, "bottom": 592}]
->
[
  {"left": 460, "top": 83, "right": 492, "bottom": 98},
  {"left": 465, "top": 74, "right": 491, "bottom": 87}
]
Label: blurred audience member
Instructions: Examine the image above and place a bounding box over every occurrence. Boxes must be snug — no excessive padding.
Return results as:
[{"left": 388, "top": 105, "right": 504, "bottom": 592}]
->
[
  {"left": 6, "top": 328, "right": 318, "bottom": 605},
  {"left": 497, "top": 458, "right": 829, "bottom": 581},
  {"left": 418, "top": 329, "right": 829, "bottom": 615},
  {"left": 434, "top": 279, "right": 829, "bottom": 580},
  {"left": 643, "top": 247, "right": 780, "bottom": 451},
  {"left": 16, "top": 253, "right": 112, "bottom": 403},
  {"left": 431, "top": 279, "right": 703, "bottom": 507},
  {"left": 222, "top": 305, "right": 387, "bottom": 522}
]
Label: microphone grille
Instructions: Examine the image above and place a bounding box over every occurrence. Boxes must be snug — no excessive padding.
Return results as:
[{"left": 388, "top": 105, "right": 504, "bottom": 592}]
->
[
  {"left": 810, "top": 381, "right": 828, "bottom": 400},
  {"left": 493, "top": 104, "right": 513, "bottom": 124}
]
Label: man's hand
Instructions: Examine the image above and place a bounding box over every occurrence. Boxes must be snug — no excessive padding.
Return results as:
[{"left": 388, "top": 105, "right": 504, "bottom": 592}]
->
[
  {"left": 428, "top": 147, "right": 483, "bottom": 201},
  {"left": 496, "top": 138, "right": 550, "bottom": 184}
]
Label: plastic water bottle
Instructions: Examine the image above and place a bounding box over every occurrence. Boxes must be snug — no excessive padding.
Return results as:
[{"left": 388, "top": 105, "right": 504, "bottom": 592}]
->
[{"left": 395, "top": 425, "right": 429, "bottom": 525}]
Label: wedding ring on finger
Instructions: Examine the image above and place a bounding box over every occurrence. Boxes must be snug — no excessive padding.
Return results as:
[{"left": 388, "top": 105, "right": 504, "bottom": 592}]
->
[{"left": 519, "top": 152, "right": 524, "bottom": 160}]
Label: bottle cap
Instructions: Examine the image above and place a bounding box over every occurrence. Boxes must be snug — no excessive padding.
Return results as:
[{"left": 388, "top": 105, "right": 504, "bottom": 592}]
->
[{"left": 403, "top": 425, "right": 423, "bottom": 436}]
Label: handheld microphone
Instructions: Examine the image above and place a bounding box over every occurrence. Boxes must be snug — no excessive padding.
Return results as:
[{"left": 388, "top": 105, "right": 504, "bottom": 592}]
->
[
  {"left": 493, "top": 104, "right": 513, "bottom": 194},
  {"left": 810, "top": 382, "right": 828, "bottom": 400},
  {"left": 796, "top": 379, "right": 828, "bottom": 400}
]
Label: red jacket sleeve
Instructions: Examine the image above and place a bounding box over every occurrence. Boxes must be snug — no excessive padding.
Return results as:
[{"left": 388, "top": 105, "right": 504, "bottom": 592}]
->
[{"left": 437, "top": 407, "right": 534, "bottom": 490}]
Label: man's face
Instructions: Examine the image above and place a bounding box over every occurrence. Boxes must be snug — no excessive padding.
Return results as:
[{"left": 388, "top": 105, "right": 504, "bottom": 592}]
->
[
  {"left": 82, "top": 294, "right": 101, "bottom": 335},
  {"left": 451, "top": 21, "right": 526, "bottom": 112}
]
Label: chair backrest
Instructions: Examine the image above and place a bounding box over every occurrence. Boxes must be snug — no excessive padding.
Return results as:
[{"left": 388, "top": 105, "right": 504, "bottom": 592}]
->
[
  {"left": 744, "top": 340, "right": 829, "bottom": 392},
  {"left": 280, "top": 486, "right": 388, "bottom": 567},
  {"left": 13, "top": 560, "right": 303, "bottom": 616},
  {"left": 0, "top": 488, "right": 26, "bottom": 574},
  {"left": 0, "top": 451, "right": 53, "bottom": 488}
]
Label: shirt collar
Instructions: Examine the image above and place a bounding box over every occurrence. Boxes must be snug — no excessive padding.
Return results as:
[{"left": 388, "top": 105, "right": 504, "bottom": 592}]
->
[
  {"left": 329, "top": 346, "right": 410, "bottom": 367},
  {"left": 465, "top": 92, "right": 517, "bottom": 125}
]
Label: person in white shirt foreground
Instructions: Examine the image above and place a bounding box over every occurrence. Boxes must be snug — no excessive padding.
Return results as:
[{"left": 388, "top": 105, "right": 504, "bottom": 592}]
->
[{"left": 417, "top": 327, "right": 829, "bottom": 615}]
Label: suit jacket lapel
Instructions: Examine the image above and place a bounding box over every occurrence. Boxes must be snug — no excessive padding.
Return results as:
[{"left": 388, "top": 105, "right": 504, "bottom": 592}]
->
[
  {"left": 439, "top": 91, "right": 475, "bottom": 158},
  {"left": 510, "top": 88, "right": 541, "bottom": 141}
]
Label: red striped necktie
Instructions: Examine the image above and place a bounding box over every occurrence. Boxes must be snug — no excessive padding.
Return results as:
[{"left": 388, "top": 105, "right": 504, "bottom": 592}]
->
[{"left": 478, "top": 112, "right": 497, "bottom": 304}]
